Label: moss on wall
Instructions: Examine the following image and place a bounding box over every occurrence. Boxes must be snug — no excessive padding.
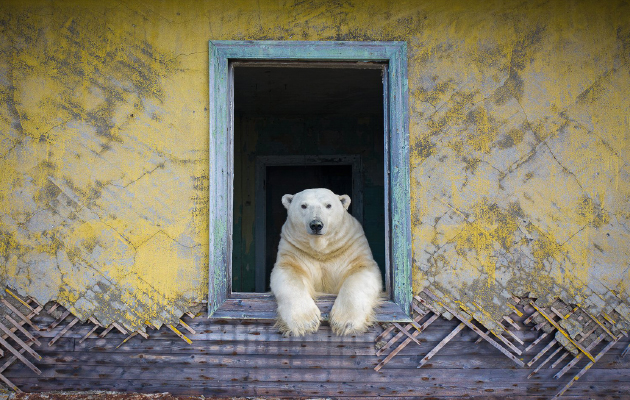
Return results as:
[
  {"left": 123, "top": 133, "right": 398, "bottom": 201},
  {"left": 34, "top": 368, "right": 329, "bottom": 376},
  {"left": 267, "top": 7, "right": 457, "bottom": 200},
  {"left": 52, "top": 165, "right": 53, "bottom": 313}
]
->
[{"left": 0, "top": 0, "right": 628, "bottom": 335}]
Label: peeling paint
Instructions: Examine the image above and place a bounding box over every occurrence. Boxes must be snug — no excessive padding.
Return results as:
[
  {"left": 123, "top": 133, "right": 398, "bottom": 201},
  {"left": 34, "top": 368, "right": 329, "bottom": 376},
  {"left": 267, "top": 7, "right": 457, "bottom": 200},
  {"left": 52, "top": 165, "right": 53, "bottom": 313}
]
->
[{"left": 0, "top": 0, "right": 629, "bottom": 347}]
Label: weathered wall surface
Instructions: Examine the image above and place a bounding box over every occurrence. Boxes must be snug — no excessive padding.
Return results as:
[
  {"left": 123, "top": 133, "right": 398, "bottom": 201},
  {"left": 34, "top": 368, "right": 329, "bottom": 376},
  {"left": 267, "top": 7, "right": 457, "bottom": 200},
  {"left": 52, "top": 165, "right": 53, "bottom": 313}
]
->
[{"left": 0, "top": 0, "right": 628, "bottom": 338}]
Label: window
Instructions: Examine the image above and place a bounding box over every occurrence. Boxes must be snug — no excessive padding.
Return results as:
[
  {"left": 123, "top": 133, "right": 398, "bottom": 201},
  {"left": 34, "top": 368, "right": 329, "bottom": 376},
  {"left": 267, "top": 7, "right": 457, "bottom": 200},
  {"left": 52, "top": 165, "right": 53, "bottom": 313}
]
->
[{"left": 209, "top": 41, "right": 411, "bottom": 321}]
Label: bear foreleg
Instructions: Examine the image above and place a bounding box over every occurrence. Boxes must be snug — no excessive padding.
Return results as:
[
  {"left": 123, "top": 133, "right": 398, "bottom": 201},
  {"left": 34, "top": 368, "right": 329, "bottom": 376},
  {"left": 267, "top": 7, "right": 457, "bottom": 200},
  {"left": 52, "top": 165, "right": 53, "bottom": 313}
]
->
[
  {"left": 330, "top": 265, "right": 382, "bottom": 335},
  {"left": 270, "top": 265, "right": 321, "bottom": 336}
]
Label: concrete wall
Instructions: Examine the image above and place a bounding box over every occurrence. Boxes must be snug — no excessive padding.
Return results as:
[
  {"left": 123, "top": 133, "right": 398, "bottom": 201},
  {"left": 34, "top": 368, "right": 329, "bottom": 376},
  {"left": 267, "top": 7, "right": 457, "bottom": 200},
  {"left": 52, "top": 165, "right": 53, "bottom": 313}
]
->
[{"left": 0, "top": 0, "right": 628, "bottom": 337}]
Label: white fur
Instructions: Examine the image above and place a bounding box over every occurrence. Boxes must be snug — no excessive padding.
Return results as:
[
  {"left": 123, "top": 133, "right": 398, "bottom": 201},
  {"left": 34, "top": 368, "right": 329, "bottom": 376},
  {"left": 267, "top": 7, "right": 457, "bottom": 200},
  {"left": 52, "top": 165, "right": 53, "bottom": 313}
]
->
[{"left": 270, "top": 188, "right": 382, "bottom": 336}]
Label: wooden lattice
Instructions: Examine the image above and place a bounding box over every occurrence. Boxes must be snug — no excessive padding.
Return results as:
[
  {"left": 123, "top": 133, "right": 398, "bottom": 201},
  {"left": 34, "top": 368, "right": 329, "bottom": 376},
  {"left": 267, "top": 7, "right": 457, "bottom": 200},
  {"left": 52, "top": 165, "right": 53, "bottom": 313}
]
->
[
  {"left": 374, "top": 289, "right": 627, "bottom": 399},
  {"left": 0, "top": 289, "right": 196, "bottom": 392},
  {"left": 1, "top": 287, "right": 626, "bottom": 397}
]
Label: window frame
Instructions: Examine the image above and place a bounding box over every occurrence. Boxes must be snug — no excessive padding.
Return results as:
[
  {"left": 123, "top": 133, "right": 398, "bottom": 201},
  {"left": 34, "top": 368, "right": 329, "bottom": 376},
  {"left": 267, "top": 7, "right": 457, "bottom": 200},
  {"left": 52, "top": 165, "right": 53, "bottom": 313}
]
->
[{"left": 209, "top": 40, "right": 411, "bottom": 322}]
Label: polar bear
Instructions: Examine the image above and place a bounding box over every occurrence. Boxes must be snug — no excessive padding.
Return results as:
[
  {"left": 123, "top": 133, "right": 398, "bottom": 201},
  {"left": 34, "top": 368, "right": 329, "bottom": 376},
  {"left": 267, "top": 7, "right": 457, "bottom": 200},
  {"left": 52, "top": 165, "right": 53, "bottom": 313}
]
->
[{"left": 270, "top": 188, "right": 382, "bottom": 336}]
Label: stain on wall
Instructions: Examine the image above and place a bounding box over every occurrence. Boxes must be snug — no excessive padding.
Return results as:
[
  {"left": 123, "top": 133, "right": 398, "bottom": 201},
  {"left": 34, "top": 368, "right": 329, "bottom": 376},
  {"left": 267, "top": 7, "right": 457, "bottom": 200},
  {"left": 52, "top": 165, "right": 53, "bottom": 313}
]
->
[
  {"left": 0, "top": 0, "right": 628, "bottom": 343},
  {"left": 0, "top": 1, "right": 209, "bottom": 331}
]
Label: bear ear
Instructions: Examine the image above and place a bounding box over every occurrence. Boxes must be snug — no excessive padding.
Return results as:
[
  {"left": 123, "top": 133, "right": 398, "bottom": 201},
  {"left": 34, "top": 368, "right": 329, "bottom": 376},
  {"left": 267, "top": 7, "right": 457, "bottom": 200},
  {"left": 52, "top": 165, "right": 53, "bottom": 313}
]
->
[
  {"left": 281, "top": 194, "right": 294, "bottom": 210},
  {"left": 338, "top": 194, "right": 351, "bottom": 210}
]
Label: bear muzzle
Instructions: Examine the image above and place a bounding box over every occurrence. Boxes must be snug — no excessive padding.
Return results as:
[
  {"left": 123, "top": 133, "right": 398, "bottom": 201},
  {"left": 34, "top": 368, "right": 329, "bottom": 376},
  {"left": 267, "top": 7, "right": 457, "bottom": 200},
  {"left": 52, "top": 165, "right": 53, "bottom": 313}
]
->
[{"left": 308, "top": 219, "right": 324, "bottom": 235}]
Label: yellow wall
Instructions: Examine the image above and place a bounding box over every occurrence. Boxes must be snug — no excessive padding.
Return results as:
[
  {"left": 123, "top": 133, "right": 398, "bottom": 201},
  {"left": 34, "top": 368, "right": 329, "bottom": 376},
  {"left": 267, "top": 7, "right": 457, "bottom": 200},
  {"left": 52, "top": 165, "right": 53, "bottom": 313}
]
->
[{"left": 0, "top": 0, "right": 628, "bottom": 333}]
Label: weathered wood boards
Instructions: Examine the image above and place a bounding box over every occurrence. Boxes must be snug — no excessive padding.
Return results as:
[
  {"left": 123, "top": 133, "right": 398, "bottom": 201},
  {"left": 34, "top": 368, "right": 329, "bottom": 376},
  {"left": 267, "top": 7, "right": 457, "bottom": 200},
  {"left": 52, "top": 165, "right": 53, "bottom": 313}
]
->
[
  {"left": 374, "top": 290, "right": 628, "bottom": 399},
  {"left": 1, "top": 288, "right": 629, "bottom": 398}
]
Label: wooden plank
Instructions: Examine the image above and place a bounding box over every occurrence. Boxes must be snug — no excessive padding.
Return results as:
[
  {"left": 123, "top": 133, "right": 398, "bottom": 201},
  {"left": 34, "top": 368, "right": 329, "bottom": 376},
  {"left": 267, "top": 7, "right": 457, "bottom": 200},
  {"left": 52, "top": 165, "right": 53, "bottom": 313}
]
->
[
  {"left": 0, "top": 337, "right": 39, "bottom": 375},
  {"left": 374, "top": 323, "right": 397, "bottom": 344},
  {"left": 386, "top": 41, "right": 412, "bottom": 319},
  {"left": 413, "top": 294, "right": 441, "bottom": 315},
  {"left": 98, "top": 325, "right": 115, "bottom": 338},
  {"left": 112, "top": 322, "right": 128, "bottom": 335},
  {"left": 27, "top": 351, "right": 550, "bottom": 370},
  {"left": 391, "top": 322, "right": 421, "bottom": 346},
  {"left": 422, "top": 291, "right": 525, "bottom": 367},
  {"left": 7, "top": 363, "right": 630, "bottom": 388},
  {"left": 211, "top": 297, "right": 411, "bottom": 322},
  {"left": 4, "top": 289, "right": 35, "bottom": 313},
  {"left": 525, "top": 331, "right": 550, "bottom": 352},
  {"left": 526, "top": 339, "right": 556, "bottom": 367},
  {"left": 382, "top": 60, "right": 392, "bottom": 303},
  {"left": 48, "top": 317, "right": 79, "bottom": 346},
  {"left": 169, "top": 324, "right": 192, "bottom": 345},
  {"left": 213, "top": 40, "right": 405, "bottom": 61},
  {"left": 410, "top": 302, "right": 428, "bottom": 317},
  {"left": 71, "top": 337, "right": 390, "bottom": 356},
  {"left": 474, "top": 329, "right": 489, "bottom": 344},
  {"left": 551, "top": 350, "right": 570, "bottom": 369},
  {"left": 0, "top": 361, "right": 613, "bottom": 383},
  {"left": 0, "top": 372, "right": 20, "bottom": 392},
  {"left": 579, "top": 306, "right": 617, "bottom": 340},
  {"left": 524, "top": 311, "right": 539, "bottom": 325},
  {"left": 178, "top": 319, "right": 196, "bottom": 335},
  {"left": 47, "top": 310, "right": 70, "bottom": 331},
  {"left": 0, "top": 320, "right": 41, "bottom": 360},
  {"left": 136, "top": 330, "right": 149, "bottom": 339},
  {"left": 503, "top": 315, "right": 521, "bottom": 331},
  {"left": 28, "top": 350, "right": 630, "bottom": 374},
  {"left": 374, "top": 314, "right": 438, "bottom": 371},
  {"left": 28, "top": 316, "right": 540, "bottom": 343},
  {"left": 69, "top": 331, "right": 549, "bottom": 356},
  {"left": 46, "top": 303, "right": 60, "bottom": 314},
  {"left": 208, "top": 39, "right": 230, "bottom": 317},
  {"left": 11, "top": 377, "right": 630, "bottom": 399},
  {"left": 552, "top": 337, "right": 620, "bottom": 399},
  {"left": 376, "top": 313, "right": 427, "bottom": 356},
  {"left": 78, "top": 325, "right": 100, "bottom": 344},
  {"left": 4, "top": 314, "right": 40, "bottom": 345},
  {"left": 115, "top": 333, "right": 137, "bottom": 349},
  {"left": 0, "top": 335, "right": 41, "bottom": 374},
  {"left": 528, "top": 346, "right": 563, "bottom": 379},
  {"left": 1, "top": 299, "right": 41, "bottom": 331},
  {"left": 4, "top": 310, "right": 623, "bottom": 400},
  {"left": 503, "top": 326, "right": 525, "bottom": 346},
  {"left": 554, "top": 334, "right": 605, "bottom": 379},
  {"left": 529, "top": 301, "right": 595, "bottom": 362},
  {"left": 549, "top": 323, "right": 599, "bottom": 369},
  {"left": 418, "top": 322, "right": 465, "bottom": 368},
  {"left": 493, "top": 329, "right": 523, "bottom": 355}
]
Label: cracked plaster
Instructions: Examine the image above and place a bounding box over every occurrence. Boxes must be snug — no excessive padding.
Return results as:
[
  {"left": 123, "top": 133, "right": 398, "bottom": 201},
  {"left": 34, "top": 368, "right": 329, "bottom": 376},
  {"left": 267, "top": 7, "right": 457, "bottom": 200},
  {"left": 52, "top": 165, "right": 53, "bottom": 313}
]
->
[{"left": 0, "top": 0, "right": 629, "bottom": 341}]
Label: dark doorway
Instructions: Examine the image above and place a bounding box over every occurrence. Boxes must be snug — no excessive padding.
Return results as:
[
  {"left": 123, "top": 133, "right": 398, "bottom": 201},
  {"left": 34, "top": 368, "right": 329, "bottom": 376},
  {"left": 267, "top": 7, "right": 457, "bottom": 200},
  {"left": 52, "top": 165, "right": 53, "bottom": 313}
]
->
[{"left": 232, "top": 62, "right": 385, "bottom": 293}]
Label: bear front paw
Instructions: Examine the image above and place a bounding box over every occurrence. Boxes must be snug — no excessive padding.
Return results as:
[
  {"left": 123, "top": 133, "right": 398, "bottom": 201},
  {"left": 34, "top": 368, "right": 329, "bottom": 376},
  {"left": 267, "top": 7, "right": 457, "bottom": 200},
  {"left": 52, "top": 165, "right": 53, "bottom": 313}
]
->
[
  {"left": 330, "top": 303, "right": 374, "bottom": 336},
  {"left": 276, "top": 299, "right": 321, "bottom": 336}
]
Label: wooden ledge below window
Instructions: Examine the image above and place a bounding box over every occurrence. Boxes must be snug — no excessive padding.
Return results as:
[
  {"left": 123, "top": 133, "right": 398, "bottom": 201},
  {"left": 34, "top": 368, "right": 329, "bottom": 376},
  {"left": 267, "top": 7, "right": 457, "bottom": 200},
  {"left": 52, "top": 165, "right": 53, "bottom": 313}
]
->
[{"left": 210, "top": 293, "right": 412, "bottom": 322}]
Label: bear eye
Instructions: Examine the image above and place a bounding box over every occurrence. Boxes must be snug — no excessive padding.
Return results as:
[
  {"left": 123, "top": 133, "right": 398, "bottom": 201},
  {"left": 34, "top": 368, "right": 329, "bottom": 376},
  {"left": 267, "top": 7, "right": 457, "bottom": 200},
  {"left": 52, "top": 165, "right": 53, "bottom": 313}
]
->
[
  {"left": 301, "top": 204, "right": 307, "bottom": 209},
  {"left": 326, "top": 204, "right": 332, "bottom": 209}
]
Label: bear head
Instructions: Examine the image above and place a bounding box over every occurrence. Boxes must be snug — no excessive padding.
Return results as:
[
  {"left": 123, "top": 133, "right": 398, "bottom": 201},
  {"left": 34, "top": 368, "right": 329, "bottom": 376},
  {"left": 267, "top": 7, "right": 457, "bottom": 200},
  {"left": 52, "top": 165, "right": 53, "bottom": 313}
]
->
[{"left": 282, "top": 188, "right": 351, "bottom": 237}]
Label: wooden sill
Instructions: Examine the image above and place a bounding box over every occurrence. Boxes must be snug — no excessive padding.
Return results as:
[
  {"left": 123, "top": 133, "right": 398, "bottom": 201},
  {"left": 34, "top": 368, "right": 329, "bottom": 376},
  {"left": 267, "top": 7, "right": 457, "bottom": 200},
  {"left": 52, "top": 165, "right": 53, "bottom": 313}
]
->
[{"left": 210, "top": 293, "right": 411, "bottom": 322}]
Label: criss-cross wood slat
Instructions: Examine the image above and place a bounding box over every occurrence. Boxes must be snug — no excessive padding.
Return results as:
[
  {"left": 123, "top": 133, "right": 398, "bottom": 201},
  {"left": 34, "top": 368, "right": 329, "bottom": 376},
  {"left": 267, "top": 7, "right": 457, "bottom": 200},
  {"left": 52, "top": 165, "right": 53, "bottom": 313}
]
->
[
  {"left": 0, "top": 289, "right": 197, "bottom": 392},
  {"left": 374, "top": 290, "right": 625, "bottom": 399}
]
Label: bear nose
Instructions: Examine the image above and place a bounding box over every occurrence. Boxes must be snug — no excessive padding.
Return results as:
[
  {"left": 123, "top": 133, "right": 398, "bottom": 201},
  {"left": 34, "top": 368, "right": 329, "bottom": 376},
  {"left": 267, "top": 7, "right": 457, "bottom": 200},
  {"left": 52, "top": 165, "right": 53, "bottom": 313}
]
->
[{"left": 309, "top": 219, "right": 323, "bottom": 233}]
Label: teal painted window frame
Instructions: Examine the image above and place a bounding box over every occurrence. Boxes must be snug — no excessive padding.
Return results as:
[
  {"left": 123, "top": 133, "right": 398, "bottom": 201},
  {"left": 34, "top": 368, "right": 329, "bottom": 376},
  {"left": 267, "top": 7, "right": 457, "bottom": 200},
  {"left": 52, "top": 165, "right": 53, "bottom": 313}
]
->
[{"left": 209, "top": 40, "right": 411, "bottom": 321}]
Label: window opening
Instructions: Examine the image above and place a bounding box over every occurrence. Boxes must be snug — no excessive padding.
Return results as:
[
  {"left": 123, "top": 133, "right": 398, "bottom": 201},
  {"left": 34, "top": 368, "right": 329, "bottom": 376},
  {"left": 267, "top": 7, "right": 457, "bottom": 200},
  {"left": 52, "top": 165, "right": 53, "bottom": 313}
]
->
[{"left": 232, "top": 64, "right": 385, "bottom": 293}]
